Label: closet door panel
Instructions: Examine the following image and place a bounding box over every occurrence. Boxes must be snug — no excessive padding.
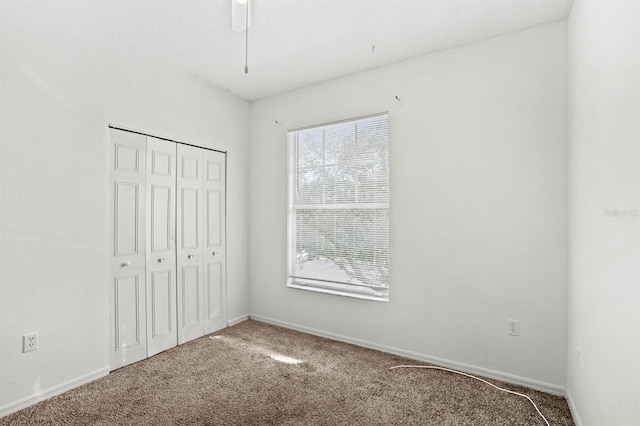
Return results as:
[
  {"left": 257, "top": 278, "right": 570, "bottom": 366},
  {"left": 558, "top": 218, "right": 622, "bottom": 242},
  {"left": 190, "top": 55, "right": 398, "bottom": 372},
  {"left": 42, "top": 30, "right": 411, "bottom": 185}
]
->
[
  {"left": 150, "top": 270, "right": 172, "bottom": 337},
  {"left": 109, "top": 129, "right": 147, "bottom": 370},
  {"left": 203, "top": 150, "right": 227, "bottom": 333},
  {"left": 206, "top": 263, "right": 223, "bottom": 319},
  {"left": 114, "top": 184, "right": 139, "bottom": 255},
  {"left": 151, "top": 186, "right": 171, "bottom": 252},
  {"left": 115, "top": 275, "right": 142, "bottom": 349},
  {"left": 181, "top": 189, "right": 199, "bottom": 249},
  {"left": 145, "top": 137, "right": 177, "bottom": 357},
  {"left": 177, "top": 144, "right": 205, "bottom": 344},
  {"left": 206, "top": 190, "right": 222, "bottom": 246},
  {"left": 181, "top": 265, "right": 201, "bottom": 327}
]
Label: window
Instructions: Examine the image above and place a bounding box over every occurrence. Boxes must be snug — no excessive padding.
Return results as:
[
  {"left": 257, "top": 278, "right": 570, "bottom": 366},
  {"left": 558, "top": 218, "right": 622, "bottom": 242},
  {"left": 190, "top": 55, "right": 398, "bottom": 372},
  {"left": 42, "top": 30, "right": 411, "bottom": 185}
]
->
[{"left": 287, "top": 113, "right": 389, "bottom": 301}]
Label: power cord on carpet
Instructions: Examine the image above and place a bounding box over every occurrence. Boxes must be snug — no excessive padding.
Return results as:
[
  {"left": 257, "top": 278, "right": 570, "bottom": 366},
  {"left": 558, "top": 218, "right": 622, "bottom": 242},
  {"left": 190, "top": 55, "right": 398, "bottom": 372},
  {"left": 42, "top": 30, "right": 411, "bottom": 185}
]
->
[{"left": 389, "top": 365, "right": 550, "bottom": 426}]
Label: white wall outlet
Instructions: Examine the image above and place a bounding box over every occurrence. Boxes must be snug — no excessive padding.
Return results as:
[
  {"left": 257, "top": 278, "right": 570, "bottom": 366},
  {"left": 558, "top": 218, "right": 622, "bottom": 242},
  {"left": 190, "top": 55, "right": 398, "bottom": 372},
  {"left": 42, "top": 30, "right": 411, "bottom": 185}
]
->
[
  {"left": 507, "top": 319, "right": 520, "bottom": 336},
  {"left": 23, "top": 332, "right": 38, "bottom": 352}
]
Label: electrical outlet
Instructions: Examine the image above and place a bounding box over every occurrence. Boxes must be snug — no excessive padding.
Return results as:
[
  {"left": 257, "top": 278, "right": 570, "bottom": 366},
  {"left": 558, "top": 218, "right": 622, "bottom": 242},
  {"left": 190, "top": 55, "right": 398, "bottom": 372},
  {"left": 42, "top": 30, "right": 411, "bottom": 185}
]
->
[
  {"left": 507, "top": 319, "right": 519, "bottom": 336},
  {"left": 23, "top": 333, "right": 38, "bottom": 353}
]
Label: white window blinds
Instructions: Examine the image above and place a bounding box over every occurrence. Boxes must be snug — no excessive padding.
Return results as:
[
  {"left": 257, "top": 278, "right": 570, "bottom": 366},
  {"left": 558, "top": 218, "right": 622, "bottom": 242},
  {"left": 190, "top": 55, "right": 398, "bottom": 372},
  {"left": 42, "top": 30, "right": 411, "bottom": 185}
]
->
[{"left": 287, "top": 113, "right": 389, "bottom": 301}]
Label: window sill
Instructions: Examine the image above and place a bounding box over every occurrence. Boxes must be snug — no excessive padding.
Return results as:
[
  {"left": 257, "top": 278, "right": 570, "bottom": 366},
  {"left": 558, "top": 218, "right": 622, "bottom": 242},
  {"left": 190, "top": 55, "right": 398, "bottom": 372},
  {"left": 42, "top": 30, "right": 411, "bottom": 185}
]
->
[{"left": 287, "top": 279, "right": 389, "bottom": 303}]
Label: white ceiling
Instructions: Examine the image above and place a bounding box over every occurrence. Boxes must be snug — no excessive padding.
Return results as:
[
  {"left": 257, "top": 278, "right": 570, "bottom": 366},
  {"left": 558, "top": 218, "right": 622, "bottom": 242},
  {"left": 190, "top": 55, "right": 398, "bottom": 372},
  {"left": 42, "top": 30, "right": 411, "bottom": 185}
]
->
[{"left": 2, "top": 0, "right": 573, "bottom": 101}]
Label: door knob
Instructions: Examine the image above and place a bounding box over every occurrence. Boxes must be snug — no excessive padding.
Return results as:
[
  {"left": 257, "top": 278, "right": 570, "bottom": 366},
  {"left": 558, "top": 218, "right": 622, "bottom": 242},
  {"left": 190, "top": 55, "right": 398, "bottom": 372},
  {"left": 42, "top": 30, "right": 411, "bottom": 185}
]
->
[
  {"left": 121, "top": 261, "right": 131, "bottom": 267},
  {"left": 212, "top": 251, "right": 217, "bottom": 256},
  {"left": 158, "top": 257, "right": 165, "bottom": 263},
  {"left": 188, "top": 254, "right": 195, "bottom": 259}
]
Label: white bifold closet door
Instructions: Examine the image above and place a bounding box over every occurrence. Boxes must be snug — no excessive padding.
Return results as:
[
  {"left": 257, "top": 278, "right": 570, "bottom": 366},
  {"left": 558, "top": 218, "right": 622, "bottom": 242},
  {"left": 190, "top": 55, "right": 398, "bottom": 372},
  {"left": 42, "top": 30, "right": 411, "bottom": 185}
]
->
[
  {"left": 109, "top": 128, "right": 226, "bottom": 371},
  {"left": 145, "top": 137, "right": 178, "bottom": 358},
  {"left": 108, "top": 130, "right": 148, "bottom": 369},
  {"left": 176, "top": 144, "right": 227, "bottom": 344}
]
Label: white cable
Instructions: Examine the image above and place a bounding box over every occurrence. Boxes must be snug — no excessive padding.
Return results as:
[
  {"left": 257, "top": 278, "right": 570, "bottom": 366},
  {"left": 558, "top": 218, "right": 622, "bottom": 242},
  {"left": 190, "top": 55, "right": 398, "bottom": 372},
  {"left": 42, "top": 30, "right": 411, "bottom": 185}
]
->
[{"left": 389, "top": 365, "right": 550, "bottom": 426}]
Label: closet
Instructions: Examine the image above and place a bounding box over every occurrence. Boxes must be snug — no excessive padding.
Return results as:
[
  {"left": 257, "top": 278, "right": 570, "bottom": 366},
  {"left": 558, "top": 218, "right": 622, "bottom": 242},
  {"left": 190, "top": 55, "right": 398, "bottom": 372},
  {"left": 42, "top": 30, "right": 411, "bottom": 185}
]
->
[{"left": 108, "top": 127, "right": 227, "bottom": 371}]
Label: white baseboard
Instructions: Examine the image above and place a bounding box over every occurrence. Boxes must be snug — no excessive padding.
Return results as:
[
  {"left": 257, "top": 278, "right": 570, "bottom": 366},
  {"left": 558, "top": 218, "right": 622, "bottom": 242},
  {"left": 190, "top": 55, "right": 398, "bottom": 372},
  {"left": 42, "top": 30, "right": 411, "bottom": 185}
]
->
[
  {"left": 565, "top": 389, "right": 583, "bottom": 426},
  {"left": 250, "top": 314, "right": 566, "bottom": 396},
  {"left": 0, "top": 367, "right": 109, "bottom": 419},
  {"left": 227, "top": 314, "right": 250, "bottom": 327}
]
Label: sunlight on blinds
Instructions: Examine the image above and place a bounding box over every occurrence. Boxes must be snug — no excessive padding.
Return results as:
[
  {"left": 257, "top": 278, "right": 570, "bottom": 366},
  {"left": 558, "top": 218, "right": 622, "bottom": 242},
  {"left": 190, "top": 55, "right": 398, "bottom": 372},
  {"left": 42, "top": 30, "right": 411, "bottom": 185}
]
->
[{"left": 287, "top": 113, "right": 389, "bottom": 301}]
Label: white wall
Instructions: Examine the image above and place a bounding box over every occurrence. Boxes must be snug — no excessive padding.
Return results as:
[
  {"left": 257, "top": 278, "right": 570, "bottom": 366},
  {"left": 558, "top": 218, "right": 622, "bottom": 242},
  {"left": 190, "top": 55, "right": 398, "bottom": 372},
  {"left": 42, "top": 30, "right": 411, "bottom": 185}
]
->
[
  {"left": 567, "top": 0, "right": 640, "bottom": 424},
  {"left": 0, "top": 3, "right": 250, "bottom": 415},
  {"left": 249, "top": 22, "right": 568, "bottom": 390}
]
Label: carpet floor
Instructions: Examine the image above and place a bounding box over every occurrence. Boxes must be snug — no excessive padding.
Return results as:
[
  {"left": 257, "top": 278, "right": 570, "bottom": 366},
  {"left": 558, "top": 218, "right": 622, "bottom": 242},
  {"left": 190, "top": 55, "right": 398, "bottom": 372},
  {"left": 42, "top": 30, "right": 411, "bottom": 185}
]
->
[{"left": 1, "top": 320, "right": 574, "bottom": 425}]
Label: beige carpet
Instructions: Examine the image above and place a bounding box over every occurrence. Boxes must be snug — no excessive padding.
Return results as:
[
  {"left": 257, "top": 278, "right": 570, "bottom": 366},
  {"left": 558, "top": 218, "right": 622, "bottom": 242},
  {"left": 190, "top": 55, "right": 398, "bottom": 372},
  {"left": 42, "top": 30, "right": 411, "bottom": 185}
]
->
[{"left": 1, "top": 320, "right": 574, "bottom": 425}]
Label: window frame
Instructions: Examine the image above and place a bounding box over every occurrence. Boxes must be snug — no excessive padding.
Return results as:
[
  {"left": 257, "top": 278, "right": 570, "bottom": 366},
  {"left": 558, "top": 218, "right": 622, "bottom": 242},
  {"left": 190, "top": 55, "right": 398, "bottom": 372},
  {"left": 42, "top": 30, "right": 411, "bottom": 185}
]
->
[{"left": 286, "top": 112, "right": 390, "bottom": 302}]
